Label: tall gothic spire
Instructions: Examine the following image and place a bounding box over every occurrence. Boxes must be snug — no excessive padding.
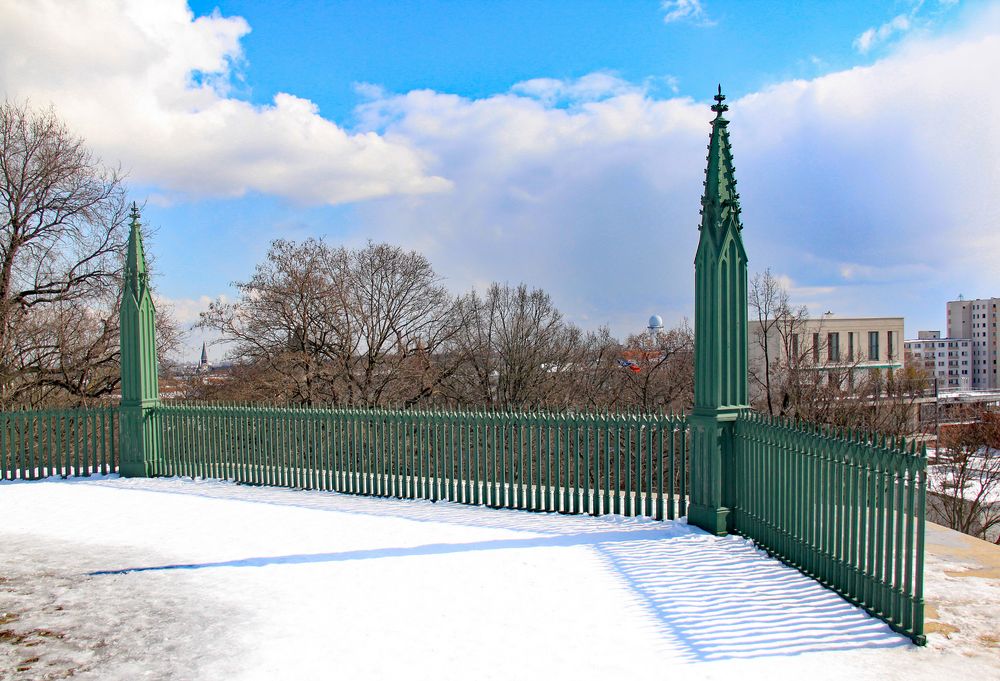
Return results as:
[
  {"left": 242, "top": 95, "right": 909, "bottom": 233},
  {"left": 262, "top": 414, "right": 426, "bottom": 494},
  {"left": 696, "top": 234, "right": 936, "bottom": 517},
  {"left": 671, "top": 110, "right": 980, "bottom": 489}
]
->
[
  {"left": 688, "top": 85, "right": 750, "bottom": 536},
  {"left": 693, "top": 84, "right": 748, "bottom": 412},
  {"left": 698, "top": 85, "right": 743, "bottom": 251},
  {"left": 120, "top": 202, "right": 159, "bottom": 408}
]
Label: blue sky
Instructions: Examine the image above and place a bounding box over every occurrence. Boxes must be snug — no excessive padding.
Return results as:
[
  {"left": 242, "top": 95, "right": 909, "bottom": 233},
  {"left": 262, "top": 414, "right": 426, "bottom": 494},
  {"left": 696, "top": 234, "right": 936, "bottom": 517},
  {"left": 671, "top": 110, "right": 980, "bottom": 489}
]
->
[
  {"left": 185, "top": 0, "right": 932, "bottom": 116},
  {"left": 0, "top": 0, "right": 995, "bottom": 360}
]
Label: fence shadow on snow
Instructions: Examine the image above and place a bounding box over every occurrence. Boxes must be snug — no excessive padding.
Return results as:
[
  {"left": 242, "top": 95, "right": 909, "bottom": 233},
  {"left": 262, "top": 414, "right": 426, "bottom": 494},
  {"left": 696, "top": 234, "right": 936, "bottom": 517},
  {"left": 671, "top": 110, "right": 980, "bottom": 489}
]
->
[{"left": 82, "top": 477, "right": 909, "bottom": 661}]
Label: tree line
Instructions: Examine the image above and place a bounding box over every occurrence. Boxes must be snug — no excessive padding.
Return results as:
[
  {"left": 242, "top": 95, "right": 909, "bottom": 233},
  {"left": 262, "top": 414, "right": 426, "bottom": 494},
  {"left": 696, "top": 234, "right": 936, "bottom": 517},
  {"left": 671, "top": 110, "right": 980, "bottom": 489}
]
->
[{"left": 193, "top": 237, "right": 694, "bottom": 412}]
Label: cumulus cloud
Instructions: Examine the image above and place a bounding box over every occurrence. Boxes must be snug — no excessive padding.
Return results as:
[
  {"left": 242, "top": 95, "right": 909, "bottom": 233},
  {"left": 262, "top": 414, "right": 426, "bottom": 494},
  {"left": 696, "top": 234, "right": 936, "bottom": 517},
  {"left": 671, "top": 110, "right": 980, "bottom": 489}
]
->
[
  {"left": 660, "top": 0, "right": 715, "bottom": 27},
  {"left": 0, "top": 0, "right": 449, "bottom": 204},
  {"left": 349, "top": 7, "right": 1000, "bottom": 337},
  {"left": 353, "top": 77, "right": 710, "bottom": 333}
]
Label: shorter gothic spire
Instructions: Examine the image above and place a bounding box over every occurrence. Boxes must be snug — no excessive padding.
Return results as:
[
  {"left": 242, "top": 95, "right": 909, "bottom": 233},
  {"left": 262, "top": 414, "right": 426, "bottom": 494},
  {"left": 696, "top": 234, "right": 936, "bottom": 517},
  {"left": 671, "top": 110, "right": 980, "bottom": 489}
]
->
[{"left": 125, "top": 202, "right": 148, "bottom": 299}]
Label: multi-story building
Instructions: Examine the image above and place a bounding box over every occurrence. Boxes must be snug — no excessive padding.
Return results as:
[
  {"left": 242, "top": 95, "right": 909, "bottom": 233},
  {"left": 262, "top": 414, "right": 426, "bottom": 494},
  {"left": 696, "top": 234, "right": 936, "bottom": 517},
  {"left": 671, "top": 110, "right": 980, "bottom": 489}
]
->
[
  {"left": 904, "top": 331, "right": 972, "bottom": 390},
  {"left": 749, "top": 315, "right": 905, "bottom": 379},
  {"left": 946, "top": 298, "right": 1000, "bottom": 389}
]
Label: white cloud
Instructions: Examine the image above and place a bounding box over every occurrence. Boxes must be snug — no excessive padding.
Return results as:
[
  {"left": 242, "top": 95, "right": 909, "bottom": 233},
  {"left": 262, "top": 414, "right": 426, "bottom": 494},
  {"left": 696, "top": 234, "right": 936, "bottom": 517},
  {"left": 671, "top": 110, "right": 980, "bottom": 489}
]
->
[
  {"left": 352, "top": 83, "right": 709, "bottom": 335},
  {"left": 346, "top": 5, "right": 1000, "bottom": 339},
  {"left": 511, "top": 72, "right": 644, "bottom": 106},
  {"left": 154, "top": 293, "right": 233, "bottom": 362},
  {"left": 854, "top": 13, "right": 913, "bottom": 53},
  {"left": 852, "top": 0, "right": 963, "bottom": 54},
  {"left": 154, "top": 294, "right": 226, "bottom": 327},
  {"left": 5, "top": 0, "right": 996, "bottom": 344},
  {"left": 0, "top": 0, "right": 450, "bottom": 205},
  {"left": 660, "top": 0, "right": 715, "bottom": 27}
]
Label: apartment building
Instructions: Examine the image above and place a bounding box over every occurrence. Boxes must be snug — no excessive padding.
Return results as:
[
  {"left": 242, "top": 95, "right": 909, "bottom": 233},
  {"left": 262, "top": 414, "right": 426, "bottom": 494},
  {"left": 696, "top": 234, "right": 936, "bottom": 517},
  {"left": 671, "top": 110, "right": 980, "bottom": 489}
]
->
[
  {"left": 903, "top": 330, "right": 972, "bottom": 390},
  {"left": 749, "top": 315, "right": 905, "bottom": 376},
  {"left": 946, "top": 298, "right": 1000, "bottom": 389}
]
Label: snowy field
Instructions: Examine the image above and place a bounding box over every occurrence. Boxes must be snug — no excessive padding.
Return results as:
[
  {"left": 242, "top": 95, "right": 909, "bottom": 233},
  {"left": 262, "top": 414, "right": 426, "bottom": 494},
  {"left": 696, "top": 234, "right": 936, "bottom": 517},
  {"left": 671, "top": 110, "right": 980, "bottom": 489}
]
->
[{"left": 1, "top": 477, "right": 996, "bottom": 680}]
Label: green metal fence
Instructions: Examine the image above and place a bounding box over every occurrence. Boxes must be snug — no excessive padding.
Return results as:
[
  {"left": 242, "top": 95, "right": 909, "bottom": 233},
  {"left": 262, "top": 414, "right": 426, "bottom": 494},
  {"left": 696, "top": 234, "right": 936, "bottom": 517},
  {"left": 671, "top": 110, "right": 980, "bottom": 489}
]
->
[
  {"left": 732, "top": 411, "right": 926, "bottom": 643},
  {"left": 0, "top": 400, "right": 929, "bottom": 644},
  {"left": 153, "top": 404, "right": 690, "bottom": 520},
  {"left": 0, "top": 406, "right": 120, "bottom": 480}
]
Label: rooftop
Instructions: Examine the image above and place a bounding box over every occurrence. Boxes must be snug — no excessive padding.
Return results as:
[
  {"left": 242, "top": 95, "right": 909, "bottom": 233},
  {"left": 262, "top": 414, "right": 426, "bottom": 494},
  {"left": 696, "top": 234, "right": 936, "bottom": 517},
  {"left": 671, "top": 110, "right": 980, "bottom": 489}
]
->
[{"left": 1, "top": 477, "right": 997, "bottom": 679}]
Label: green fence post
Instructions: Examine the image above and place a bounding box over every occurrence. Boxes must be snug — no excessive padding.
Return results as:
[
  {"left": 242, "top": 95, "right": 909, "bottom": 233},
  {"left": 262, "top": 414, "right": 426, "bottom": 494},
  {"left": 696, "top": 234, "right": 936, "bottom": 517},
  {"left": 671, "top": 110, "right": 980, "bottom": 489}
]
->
[
  {"left": 688, "top": 87, "right": 749, "bottom": 536},
  {"left": 119, "top": 204, "right": 161, "bottom": 478}
]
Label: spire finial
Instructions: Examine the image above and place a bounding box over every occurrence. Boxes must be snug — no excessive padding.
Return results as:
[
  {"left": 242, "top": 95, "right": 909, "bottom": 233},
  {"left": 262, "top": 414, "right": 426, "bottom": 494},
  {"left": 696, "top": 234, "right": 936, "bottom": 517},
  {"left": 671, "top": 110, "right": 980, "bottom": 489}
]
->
[
  {"left": 129, "top": 201, "right": 141, "bottom": 226},
  {"left": 711, "top": 84, "right": 728, "bottom": 117}
]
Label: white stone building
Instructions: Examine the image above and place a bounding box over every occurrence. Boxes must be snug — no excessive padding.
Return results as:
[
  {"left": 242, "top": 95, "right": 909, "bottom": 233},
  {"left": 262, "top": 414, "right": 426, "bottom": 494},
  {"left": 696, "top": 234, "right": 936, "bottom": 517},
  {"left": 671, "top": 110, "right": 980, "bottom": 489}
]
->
[
  {"left": 749, "top": 315, "right": 905, "bottom": 379},
  {"left": 904, "top": 331, "right": 972, "bottom": 391}
]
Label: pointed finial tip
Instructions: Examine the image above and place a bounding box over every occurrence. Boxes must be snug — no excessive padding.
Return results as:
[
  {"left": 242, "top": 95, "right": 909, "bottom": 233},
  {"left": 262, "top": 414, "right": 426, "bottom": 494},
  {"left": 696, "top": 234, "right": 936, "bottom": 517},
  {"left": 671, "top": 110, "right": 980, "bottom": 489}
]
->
[{"left": 711, "top": 84, "right": 729, "bottom": 116}]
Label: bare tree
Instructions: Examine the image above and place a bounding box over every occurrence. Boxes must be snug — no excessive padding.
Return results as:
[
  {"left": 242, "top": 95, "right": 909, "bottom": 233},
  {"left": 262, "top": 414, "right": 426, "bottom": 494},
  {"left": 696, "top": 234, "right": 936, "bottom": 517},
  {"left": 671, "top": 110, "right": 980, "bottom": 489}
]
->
[
  {"left": 561, "top": 327, "right": 626, "bottom": 411},
  {"left": 0, "top": 99, "right": 180, "bottom": 407},
  {"left": 201, "top": 239, "right": 356, "bottom": 405},
  {"left": 748, "top": 268, "right": 809, "bottom": 415},
  {"left": 337, "top": 241, "right": 463, "bottom": 406},
  {"left": 444, "top": 283, "right": 583, "bottom": 410},
  {"left": 615, "top": 320, "right": 694, "bottom": 412},
  {"left": 928, "top": 410, "right": 1000, "bottom": 543},
  {"left": 200, "top": 239, "right": 461, "bottom": 407}
]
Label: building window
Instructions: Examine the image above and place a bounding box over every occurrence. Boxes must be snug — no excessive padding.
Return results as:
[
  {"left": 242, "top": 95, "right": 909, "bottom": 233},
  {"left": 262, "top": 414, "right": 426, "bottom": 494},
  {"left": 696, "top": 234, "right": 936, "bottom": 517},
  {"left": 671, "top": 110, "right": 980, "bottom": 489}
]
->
[
  {"left": 791, "top": 334, "right": 799, "bottom": 363},
  {"left": 849, "top": 333, "right": 855, "bottom": 360},
  {"left": 828, "top": 332, "right": 840, "bottom": 362},
  {"left": 813, "top": 333, "right": 820, "bottom": 363},
  {"left": 888, "top": 331, "right": 895, "bottom": 360},
  {"left": 869, "top": 331, "right": 879, "bottom": 361}
]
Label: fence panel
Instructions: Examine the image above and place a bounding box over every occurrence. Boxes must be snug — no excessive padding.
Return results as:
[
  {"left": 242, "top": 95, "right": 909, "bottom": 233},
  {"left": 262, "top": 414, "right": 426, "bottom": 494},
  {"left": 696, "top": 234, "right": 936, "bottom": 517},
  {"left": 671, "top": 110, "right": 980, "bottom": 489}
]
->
[
  {"left": 732, "top": 411, "right": 926, "bottom": 644},
  {"left": 152, "top": 404, "right": 689, "bottom": 520},
  {"left": 0, "top": 406, "right": 120, "bottom": 480}
]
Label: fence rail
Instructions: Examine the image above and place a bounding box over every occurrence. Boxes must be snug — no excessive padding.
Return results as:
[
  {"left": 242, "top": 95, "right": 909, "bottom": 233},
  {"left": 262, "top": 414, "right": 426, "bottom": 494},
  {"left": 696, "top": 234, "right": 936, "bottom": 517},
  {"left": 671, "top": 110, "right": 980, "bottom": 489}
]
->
[
  {"left": 0, "top": 406, "right": 120, "bottom": 480},
  {"left": 732, "top": 411, "right": 926, "bottom": 643},
  {"left": 152, "top": 404, "right": 690, "bottom": 520}
]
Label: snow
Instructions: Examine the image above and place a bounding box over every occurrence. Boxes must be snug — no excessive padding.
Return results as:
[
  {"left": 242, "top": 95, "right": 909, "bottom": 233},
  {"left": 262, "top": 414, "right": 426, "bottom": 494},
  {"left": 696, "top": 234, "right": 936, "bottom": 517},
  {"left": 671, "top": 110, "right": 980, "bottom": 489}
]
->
[{"left": 1, "top": 477, "right": 997, "bottom": 680}]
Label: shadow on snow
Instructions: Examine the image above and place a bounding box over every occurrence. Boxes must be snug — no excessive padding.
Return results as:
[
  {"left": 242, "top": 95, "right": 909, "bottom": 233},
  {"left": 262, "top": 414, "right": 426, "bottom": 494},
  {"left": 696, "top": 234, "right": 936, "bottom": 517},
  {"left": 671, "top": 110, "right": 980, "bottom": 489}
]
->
[{"left": 74, "top": 476, "right": 910, "bottom": 662}]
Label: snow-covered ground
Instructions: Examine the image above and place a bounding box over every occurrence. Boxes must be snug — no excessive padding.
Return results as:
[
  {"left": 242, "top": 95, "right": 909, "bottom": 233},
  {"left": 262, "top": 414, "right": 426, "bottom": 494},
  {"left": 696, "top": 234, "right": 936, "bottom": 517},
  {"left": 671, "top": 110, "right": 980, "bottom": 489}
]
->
[{"left": 1, "top": 477, "right": 996, "bottom": 680}]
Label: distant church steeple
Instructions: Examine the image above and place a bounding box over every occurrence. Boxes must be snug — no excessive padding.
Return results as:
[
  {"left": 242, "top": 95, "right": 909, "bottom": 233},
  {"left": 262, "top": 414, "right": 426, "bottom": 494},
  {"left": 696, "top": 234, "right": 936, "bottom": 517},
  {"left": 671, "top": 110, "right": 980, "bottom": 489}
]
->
[{"left": 200, "top": 342, "right": 209, "bottom": 368}]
